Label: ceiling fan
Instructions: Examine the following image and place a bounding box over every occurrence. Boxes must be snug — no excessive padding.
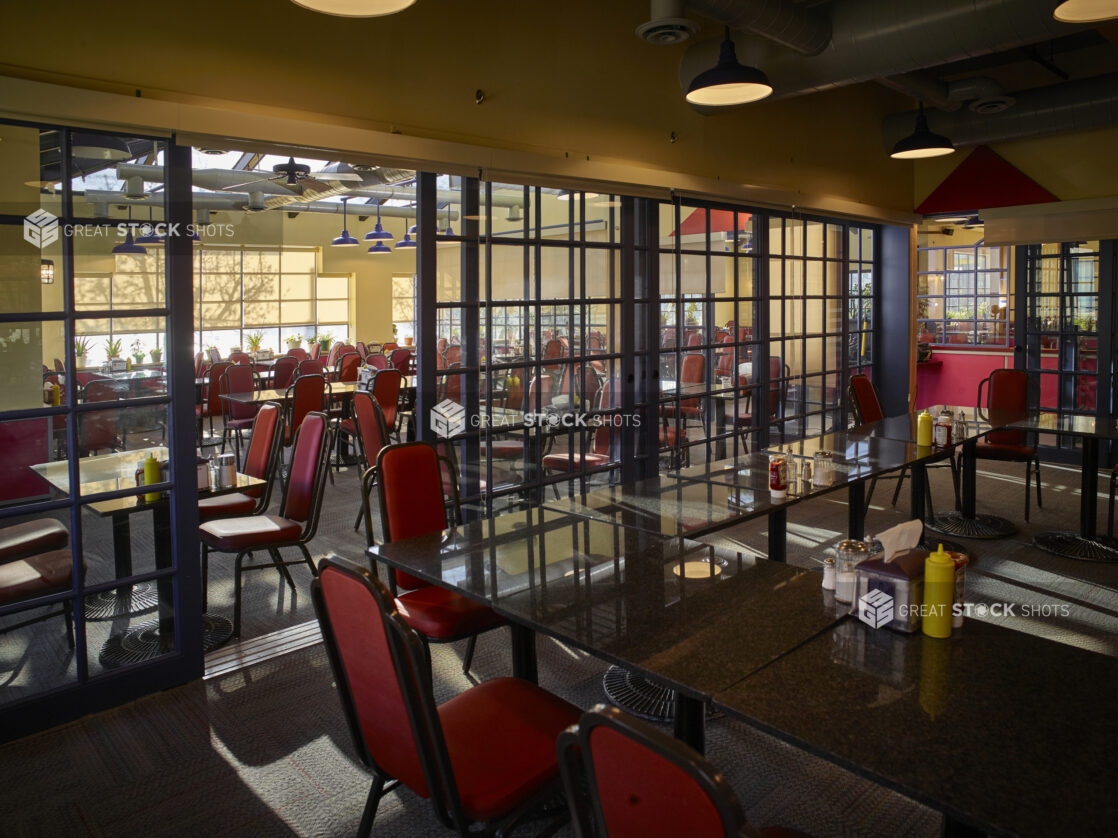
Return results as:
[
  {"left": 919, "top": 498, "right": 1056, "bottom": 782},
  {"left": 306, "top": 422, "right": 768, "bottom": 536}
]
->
[{"left": 222, "top": 156, "right": 363, "bottom": 192}]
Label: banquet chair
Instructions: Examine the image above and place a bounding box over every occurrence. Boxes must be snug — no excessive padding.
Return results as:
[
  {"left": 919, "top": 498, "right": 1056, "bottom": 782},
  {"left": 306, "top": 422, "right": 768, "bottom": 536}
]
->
[
  {"left": 297, "top": 358, "right": 327, "bottom": 378},
  {"left": 309, "top": 341, "right": 321, "bottom": 361},
  {"left": 284, "top": 374, "right": 328, "bottom": 446},
  {"left": 730, "top": 356, "right": 787, "bottom": 452},
  {"left": 197, "top": 362, "right": 231, "bottom": 441},
  {"left": 199, "top": 411, "right": 331, "bottom": 638},
  {"left": 558, "top": 705, "right": 811, "bottom": 838},
  {"left": 286, "top": 347, "right": 308, "bottom": 362},
  {"left": 662, "top": 353, "right": 705, "bottom": 432},
  {"left": 271, "top": 355, "right": 299, "bottom": 391},
  {"left": 228, "top": 351, "right": 252, "bottom": 365},
  {"left": 0, "top": 519, "right": 75, "bottom": 647},
  {"left": 198, "top": 402, "right": 283, "bottom": 528},
  {"left": 343, "top": 393, "right": 390, "bottom": 533},
  {"left": 371, "top": 368, "right": 404, "bottom": 437},
  {"left": 312, "top": 555, "right": 579, "bottom": 837},
  {"left": 977, "top": 368, "right": 1042, "bottom": 521},
  {"left": 219, "top": 363, "right": 261, "bottom": 466},
  {"left": 336, "top": 352, "right": 362, "bottom": 384},
  {"left": 373, "top": 441, "right": 505, "bottom": 677},
  {"left": 366, "top": 353, "right": 389, "bottom": 371},
  {"left": 848, "top": 374, "right": 960, "bottom": 514},
  {"left": 355, "top": 340, "right": 369, "bottom": 360},
  {"left": 79, "top": 379, "right": 124, "bottom": 455},
  {"left": 389, "top": 347, "right": 412, "bottom": 374}
]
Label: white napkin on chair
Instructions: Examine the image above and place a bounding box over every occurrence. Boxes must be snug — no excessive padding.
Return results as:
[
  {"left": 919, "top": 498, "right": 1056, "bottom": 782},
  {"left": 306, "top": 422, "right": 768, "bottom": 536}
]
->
[{"left": 878, "top": 519, "right": 924, "bottom": 563}]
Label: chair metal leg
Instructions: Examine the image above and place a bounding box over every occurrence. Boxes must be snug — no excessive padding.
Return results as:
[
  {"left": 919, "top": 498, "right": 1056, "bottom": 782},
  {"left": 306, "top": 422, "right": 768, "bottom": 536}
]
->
[
  {"left": 1024, "top": 460, "right": 1032, "bottom": 522},
  {"left": 462, "top": 634, "right": 477, "bottom": 676},
  {"left": 890, "top": 466, "right": 908, "bottom": 507},
  {"left": 358, "top": 773, "right": 386, "bottom": 838},
  {"left": 298, "top": 543, "right": 319, "bottom": 578},
  {"left": 233, "top": 550, "right": 249, "bottom": 639},
  {"left": 267, "top": 547, "right": 297, "bottom": 592},
  {"left": 864, "top": 476, "right": 878, "bottom": 511},
  {"left": 1034, "top": 457, "right": 1043, "bottom": 509},
  {"left": 353, "top": 503, "right": 364, "bottom": 533}
]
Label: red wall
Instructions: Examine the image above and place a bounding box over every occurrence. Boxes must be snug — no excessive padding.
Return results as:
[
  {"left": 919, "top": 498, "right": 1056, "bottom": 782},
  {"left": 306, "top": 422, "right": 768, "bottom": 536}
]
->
[{"left": 916, "top": 349, "right": 1012, "bottom": 410}]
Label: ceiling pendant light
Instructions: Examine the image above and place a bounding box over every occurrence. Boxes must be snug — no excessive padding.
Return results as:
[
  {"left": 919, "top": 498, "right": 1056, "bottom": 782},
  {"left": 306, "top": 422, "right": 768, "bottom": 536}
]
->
[
  {"left": 331, "top": 197, "right": 359, "bottom": 246},
  {"left": 1053, "top": 0, "right": 1118, "bottom": 22},
  {"left": 367, "top": 240, "right": 392, "bottom": 255},
  {"left": 363, "top": 202, "right": 395, "bottom": 242},
  {"left": 289, "top": 0, "right": 416, "bottom": 17},
  {"left": 437, "top": 205, "right": 455, "bottom": 246},
  {"left": 890, "top": 103, "right": 955, "bottom": 159},
  {"left": 135, "top": 206, "right": 164, "bottom": 245},
  {"left": 685, "top": 27, "right": 772, "bottom": 106},
  {"left": 396, "top": 222, "right": 417, "bottom": 249},
  {"left": 112, "top": 207, "right": 147, "bottom": 255}
]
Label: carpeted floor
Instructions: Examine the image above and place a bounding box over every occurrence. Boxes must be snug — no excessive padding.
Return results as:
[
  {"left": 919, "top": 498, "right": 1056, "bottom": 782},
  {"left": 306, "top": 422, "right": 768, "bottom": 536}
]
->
[{"left": 1, "top": 444, "right": 1116, "bottom": 836}]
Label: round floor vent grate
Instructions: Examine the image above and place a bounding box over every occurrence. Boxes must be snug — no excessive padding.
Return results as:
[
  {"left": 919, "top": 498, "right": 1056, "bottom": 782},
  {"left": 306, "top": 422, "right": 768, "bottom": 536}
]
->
[{"left": 602, "top": 665, "right": 677, "bottom": 722}]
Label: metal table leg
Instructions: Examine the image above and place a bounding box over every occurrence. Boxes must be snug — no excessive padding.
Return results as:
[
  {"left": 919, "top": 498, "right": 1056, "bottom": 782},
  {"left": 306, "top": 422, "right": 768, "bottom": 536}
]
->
[
  {"left": 1034, "top": 436, "right": 1118, "bottom": 562},
  {"left": 927, "top": 439, "right": 1016, "bottom": 539}
]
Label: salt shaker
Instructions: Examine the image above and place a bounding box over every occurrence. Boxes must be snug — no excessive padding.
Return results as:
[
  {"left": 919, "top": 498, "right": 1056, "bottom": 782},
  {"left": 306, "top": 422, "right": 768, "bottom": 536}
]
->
[
  {"left": 821, "top": 556, "right": 836, "bottom": 590},
  {"left": 801, "top": 459, "right": 812, "bottom": 492}
]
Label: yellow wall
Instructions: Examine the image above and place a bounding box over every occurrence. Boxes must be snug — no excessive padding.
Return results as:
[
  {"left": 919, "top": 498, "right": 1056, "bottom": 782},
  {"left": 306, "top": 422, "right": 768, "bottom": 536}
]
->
[{"left": 0, "top": 0, "right": 914, "bottom": 217}]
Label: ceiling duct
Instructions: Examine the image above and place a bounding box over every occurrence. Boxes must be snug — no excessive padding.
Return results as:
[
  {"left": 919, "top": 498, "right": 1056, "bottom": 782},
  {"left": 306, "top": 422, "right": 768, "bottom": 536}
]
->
[
  {"left": 82, "top": 190, "right": 427, "bottom": 219},
  {"left": 636, "top": 0, "right": 700, "bottom": 45},
  {"left": 680, "top": 0, "right": 1087, "bottom": 103},
  {"left": 881, "top": 72, "right": 1118, "bottom": 150},
  {"left": 685, "top": 0, "right": 830, "bottom": 55}
]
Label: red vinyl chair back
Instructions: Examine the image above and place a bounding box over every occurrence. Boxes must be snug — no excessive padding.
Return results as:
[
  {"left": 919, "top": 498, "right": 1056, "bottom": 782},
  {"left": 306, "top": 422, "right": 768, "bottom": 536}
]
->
[
  {"left": 367, "top": 353, "right": 388, "bottom": 371},
  {"left": 443, "top": 365, "right": 462, "bottom": 405},
  {"left": 436, "top": 337, "right": 448, "bottom": 356},
  {"left": 221, "top": 363, "right": 259, "bottom": 422},
  {"left": 382, "top": 341, "right": 399, "bottom": 353},
  {"left": 848, "top": 374, "right": 885, "bottom": 424},
  {"left": 336, "top": 352, "right": 362, "bottom": 383},
  {"left": 309, "top": 341, "right": 322, "bottom": 361},
  {"left": 372, "top": 369, "right": 403, "bottom": 429},
  {"left": 443, "top": 345, "right": 461, "bottom": 366},
  {"left": 281, "top": 411, "right": 330, "bottom": 525},
  {"left": 353, "top": 391, "right": 390, "bottom": 471},
  {"left": 679, "top": 353, "right": 704, "bottom": 410},
  {"left": 558, "top": 705, "right": 748, "bottom": 838},
  {"left": 582, "top": 365, "right": 601, "bottom": 409},
  {"left": 228, "top": 351, "right": 252, "bottom": 365},
  {"left": 313, "top": 558, "right": 433, "bottom": 798},
  {"left": 389, "top": 348, "right": 412, "bottom": 374},
  {"left": 297, "top": 358, "right": 326, "bottom": 378},
  {"left": 193, "top": 352, "right": 205, "bottom": 377},
  {"left": 79, "top": 379, "right": 121, "bottom": 453},
  {"left": 285, "top": 374, "right": 326, "bottom": 444},
  {"left": 355, "top": 341, "right": 368, "bottom": 359},
  {"left": 286, "top": 347, "right": 308, "bottom": 362},
  {"left": 376, "top": 442, "right": 449, "bottom": 590},
  {"left": 686, "top": 330, "right": 703, "bottom": 347},
  {"left": 271, "top": 356, "right": 298, "bottom": 390},
  {"left": 325, "top": 343, "right": 341, "bottom": 368},
  {"left": 240, "top": 402, "right": 282, "bottom": 498},
  {"left": 203, "top": 362, "right": 231, "bottom": 419},
  {"left": 661, "top": 327, "right": 677, "bottom": 349},
  {"left": 982, "top": 368, "right": 1029, "bottom": 447}
]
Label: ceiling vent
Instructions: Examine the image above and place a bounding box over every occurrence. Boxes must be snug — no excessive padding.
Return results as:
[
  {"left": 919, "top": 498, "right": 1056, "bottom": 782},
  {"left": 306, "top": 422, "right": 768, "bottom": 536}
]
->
[
  {"left": 636, "top": 0, "right": 698, "bottom": 44},
  {"left": 969, "top": 95, "right": 1016, "bottom": 114}
]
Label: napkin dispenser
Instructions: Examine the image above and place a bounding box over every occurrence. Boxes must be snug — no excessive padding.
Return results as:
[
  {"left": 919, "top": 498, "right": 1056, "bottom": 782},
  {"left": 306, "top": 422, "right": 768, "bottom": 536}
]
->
[
  {"left": 252, "top": 349, "right": 273, "bottom": 361},
  {"left": 357, "top": 365, "right": 377, "bottom": 390},
  {"left": 854, "top": 548, "right": 926, "bottom": 633}
]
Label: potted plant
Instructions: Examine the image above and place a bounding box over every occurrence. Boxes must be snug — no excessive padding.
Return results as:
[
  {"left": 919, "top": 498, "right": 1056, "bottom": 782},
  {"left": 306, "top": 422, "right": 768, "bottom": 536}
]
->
[
  {"left": 74, "top": 336, "right": 90, "bottom": 367},
  {"left": 105, "top": 337, "right": 122, "bottom": 359},
  {"left": 318, "top": 332, "right": 334, "bottom": 353},
  {"left": 285, "top": 334, "right": 302, "bottom": 350},
  {"left": 246, "top": 332, "right": 264, "bottom": 353},
  {"left": 149, "top": 346, "right": 162, "bottom": 364},
  {"left": 130, "top": 339, "right": 146, "bottom": 365}
]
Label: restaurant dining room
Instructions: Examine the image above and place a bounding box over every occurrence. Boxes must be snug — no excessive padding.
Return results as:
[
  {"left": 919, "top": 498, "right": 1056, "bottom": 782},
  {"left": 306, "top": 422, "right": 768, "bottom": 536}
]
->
[{"left": 1, "top": 1, "right": 1117, "bottom": 836}]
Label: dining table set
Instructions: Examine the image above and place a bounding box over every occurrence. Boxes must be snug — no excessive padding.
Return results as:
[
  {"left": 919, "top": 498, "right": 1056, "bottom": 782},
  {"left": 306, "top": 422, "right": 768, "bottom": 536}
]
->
[{"left": 368, "top": 403, "right": 1118, "bottom": 837}]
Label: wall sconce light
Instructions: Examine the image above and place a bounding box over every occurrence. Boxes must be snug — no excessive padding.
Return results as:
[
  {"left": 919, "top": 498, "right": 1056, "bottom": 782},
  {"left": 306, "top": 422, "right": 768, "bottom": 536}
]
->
[{"left": 40, "top": 259, "right": 54, "bottom": 284}]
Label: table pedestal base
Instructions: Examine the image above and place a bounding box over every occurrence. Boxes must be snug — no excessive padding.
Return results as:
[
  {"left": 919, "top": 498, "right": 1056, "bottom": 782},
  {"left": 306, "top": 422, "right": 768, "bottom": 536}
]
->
[
  {"left": 603, "top": 665, "right": 676, "bottom": 722},
  {"left": 99, "top": 614, "right": 233, "bottom": 667},
  {"left": 1033, "top": 531, "right": 1118, "bottom": 563},
  {"left": 84, "top": 582, "right": 159, "bottom": 620},
  {"left": 926, "top": 512, "right": 1016, "bottom": 539}
]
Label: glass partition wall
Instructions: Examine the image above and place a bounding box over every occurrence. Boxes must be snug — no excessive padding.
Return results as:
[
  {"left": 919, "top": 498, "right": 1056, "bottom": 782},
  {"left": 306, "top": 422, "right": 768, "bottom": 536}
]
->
[{"left": 0, "top": 122, "right": 196, "bottom": 728}]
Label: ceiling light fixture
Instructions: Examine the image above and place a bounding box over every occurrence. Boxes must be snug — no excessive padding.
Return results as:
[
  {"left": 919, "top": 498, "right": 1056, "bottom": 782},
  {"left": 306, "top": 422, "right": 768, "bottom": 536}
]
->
[
  {"left": 289, "top": 0, "right": 416, "bottom": 17},
  {"left": 890, "top": 103, "right": 955, "bottom": 159},
  {"left": 331, "top": 197, "right": 359, "bottom": 246},
  {"left": 395, "top": 224, "right": 417, "bottom": 249},
  {"left": 363, "top": 202, "right": 395, "bottom": 242},
  {"left": 367, "top": 240, "right": 392, "bottom": 255},
  {"left": 72, "top": 133, "right": 133, "bottom": 161},
  {"left": 437, "top": 204, "right": 455, "bottom": 245},
  {"left": 112, "top": 207, "right": 147, "bottom": 255},
  {"left": 1053, "top": 0, "right": 1118, "bottom": 22},
  {"left": 685, "top": 27, "right": 773, "bottom": 107}
]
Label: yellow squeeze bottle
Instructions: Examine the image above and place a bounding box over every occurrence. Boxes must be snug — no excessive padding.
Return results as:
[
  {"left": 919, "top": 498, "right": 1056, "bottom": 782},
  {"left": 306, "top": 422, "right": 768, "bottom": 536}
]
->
[
  {"left": 922, "top": 543, "right": 955, "bottom": 638},
  {"left": 143, "top": 454, "right": 161, "bottom": 503},
  {"left": 916, "top": 409, "right": 933, "bottom": 447},
  {"left": 50, "top": 382, "right": 61, "bottom": 406}
]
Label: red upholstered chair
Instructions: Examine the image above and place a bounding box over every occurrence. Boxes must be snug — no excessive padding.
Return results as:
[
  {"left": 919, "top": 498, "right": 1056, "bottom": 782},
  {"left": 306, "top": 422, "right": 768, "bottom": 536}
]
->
[
  {"left": 443, "top": 345, "right": 461, "bottom": 367},
  {"left": 309, "top": 341, "right": 321, "bottom": 361},
  {"left": 228, "top": 351, "right": 252, "bottom": 365},
  {"left": 325, "top": 343, "right": 342, "bottom": 368},
  {"left": 381, "top": 341, "right": 398, "bottom": 353},
  {"left": 79, "top": 379, "right": 124, "bottom": 455},
  {"left": 344, "top": 393, "right": 391, "bottom": 534},
  {"left": 271, "top": 356, "right": 299, "bottom": 391},
  {"left": 729, "top": 356, "right": 787, "bottom": 452},
  {"left": 286, "top": 347, "right": 308, "bottom": 362},
  {"left": 312, "top": 556, "right": 579, "bottom": 837},
  {"left": 193, "top": 352, "right": 206, "bottom": 377},
  {"left": 558, "top": 705, "right": 811, "bottom": 838},
  {"left": 355, "top": 341, "right": 369, "bottom": 360},
  {"left": 977, "top": 368, "right": 1042, "bottom": 521},
  {"left": 366, "top": 353, "right": 388, "bottom": 371},
  {"left": 0, "top": 519, "right": 75, "bottom": 647},
  {"left": 199, "top": 411, "right": 331, "bottom": 638},
  {"left": 335, "top": 352, "right": 362, "bottom": 384},
  {"left": 662, "top": 353, "right": 705, "bottom": 428},
  {"left": 371, "top": 368, "right": 404, "bottom": 435},
  {"left": 542, "top": 425, "right": 611, "bottom": 496},
  {"left": 373, "top": 441, "right": 505, "bottom": 676},
  {"left": 219, "top": 363, "right": 261, "bottom": 465},
  {"left": 198, "top": 361, "right": 231, "bottom": 439},
  {"left": 389, "top": 347, "right": 412, "bottom": 374},
  {"left": 848, "top": 374, "right": 959, "bottom": 514},
  {"left": 297, "top": 358, "right": 326, "bottom": 378},
  {"left": 284, "top": 374, "right": 327, "bottom": 446},
  {"left": 198, "top": 402, "right": 283, "bottom": 527}
]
